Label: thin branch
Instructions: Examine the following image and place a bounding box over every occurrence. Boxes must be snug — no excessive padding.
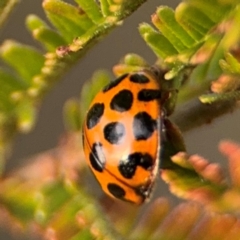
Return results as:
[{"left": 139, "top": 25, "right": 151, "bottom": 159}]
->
[{"left": 171, "top": 97, "right": 238, "bottom": 132}]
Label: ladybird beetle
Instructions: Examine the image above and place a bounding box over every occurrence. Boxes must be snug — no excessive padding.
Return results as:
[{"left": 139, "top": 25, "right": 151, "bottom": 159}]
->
[{"left": 82, "top": 70, "right": 163, "bottom": 204}]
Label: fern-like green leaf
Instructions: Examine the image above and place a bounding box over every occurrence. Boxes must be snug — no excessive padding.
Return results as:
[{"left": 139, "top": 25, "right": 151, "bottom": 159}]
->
[
  {"left": 140, "top": 0, "right": 240, "bottom": 106},
  {"left": 0, "top": 0, "right": 148, "bottom": 169},
  {"left": 43, "top": 0, "right": 94, "bottom": 42},
  {"left": 26, "top": 14, "right": 67, "bottom": 51},
  {"left": 139, "top": 23, "right": 178, "bottom": 59},
  {"left": 74, "top": 0, "right": 103, "bottom": 23},
  {"left": 140, "top": 0, "right": 235, "bottom": 60},
  {"left": 0, "top": 40, "right": 45, "bottom": 85}
]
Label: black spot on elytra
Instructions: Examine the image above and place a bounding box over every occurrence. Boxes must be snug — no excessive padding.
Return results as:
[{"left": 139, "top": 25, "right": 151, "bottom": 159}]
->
[
  {"left": 86, "top": 103, "right": 104, "bottom": 129},
  {"left": 136, "top": 153, "right": 154, "bottom": 169},
  {"left": 102, "top": 73, "right": 128, "bottom": 92},
  {"left": 130, "top": 73, "right": 150, "bottom": 84},
  {"left": 118, "top": 152, "right": 154, "bottom": 179},
  {"left": 107, "top": 183, "right": 126, "bottom": 199},
  {"left": 89, "top": 142, "right": 105, "bottom": 172},
  {"left": 133, "top": 112, "right": 157, "bottom": 140},
  {"left": 104, "top": 122, "right": 125, "bottom": 144},
  {"left": 110, "top": 89, "right": 133, "bottom": 112},
  {"left": 138, "top": 89, "right": 161, "bottom": 102}
]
